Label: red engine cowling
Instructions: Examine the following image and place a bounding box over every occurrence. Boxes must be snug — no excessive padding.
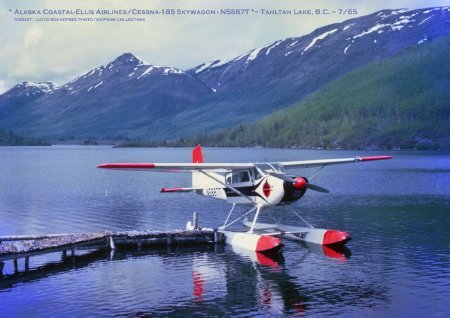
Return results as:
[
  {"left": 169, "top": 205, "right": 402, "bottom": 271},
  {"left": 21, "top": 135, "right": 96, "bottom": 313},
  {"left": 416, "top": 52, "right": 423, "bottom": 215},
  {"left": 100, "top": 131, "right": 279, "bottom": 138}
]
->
[{"left": 280, "top": 176, "right": 308, "bottom": 204}]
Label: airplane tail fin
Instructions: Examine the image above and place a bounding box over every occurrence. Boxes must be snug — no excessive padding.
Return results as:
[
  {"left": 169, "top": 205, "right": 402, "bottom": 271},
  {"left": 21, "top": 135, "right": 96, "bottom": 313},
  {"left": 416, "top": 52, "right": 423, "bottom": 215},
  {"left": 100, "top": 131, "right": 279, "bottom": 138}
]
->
[
  {"left": 191, "top": 145, "right": 224, "bottom": 189},
  {"left": 192, "top": 145, "right": 204, "bottom": 163},
  {"left": 192, "top": 145, "right": 204, "bottom": 188}
]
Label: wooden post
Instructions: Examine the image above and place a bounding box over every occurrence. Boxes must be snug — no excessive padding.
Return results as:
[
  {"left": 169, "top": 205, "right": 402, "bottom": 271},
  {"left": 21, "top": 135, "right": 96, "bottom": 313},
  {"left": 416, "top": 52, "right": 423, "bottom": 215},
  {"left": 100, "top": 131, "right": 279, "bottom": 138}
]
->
[
  {"left": 71, "top": 247, "right": 75, "bottom": 257},
  {"left": 25, "top": 257, "right": 30, "bottom": 272},
  {"left": 167, "top": 233, "right": 172, "bottom": 246},
  {"left": 109, "top": 236, "right": 115, "bottom": 250},
  {"left": 0, "top": 262, "right": 4, "bottom": 274},
  {"left": 13, "top": 258, "right": 18, "bottom": 273},
  {"left": 214, "top": 229, "right": 219, "bottom": 243},
  {"left": 62, "top": 250, "right": 67, "bottom": 258},
  {"left": 193, "top": 212, "right": 198, "bottom": 230}
]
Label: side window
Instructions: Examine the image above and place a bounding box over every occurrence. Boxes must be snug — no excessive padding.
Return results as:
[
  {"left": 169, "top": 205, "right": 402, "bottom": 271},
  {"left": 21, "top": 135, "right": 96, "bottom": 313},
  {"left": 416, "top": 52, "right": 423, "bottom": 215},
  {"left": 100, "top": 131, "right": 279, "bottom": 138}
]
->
[
  {"left": 226, "top": 171, "right": 252, "bottom": 184},
  {"left": 240, "top": 171, "right": 250, "bottom": 182}
]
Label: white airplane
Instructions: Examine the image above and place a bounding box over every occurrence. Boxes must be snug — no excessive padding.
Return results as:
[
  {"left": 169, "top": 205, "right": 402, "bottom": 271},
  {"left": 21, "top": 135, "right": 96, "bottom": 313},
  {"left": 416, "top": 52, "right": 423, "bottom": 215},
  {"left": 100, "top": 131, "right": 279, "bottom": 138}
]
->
[{"left": 97, "top": 145, "right": 391, "bottom": 253}]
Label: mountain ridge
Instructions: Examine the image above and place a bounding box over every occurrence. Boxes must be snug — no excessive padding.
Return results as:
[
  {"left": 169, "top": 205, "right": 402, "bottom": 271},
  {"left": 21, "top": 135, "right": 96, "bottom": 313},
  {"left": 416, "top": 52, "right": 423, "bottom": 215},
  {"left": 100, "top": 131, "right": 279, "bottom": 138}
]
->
[
  {"left": 199, "top": 36, "right": 450, "bottom": 150},
  {"left": 0, "top": 7, "right": 449, "bottom": 145}
]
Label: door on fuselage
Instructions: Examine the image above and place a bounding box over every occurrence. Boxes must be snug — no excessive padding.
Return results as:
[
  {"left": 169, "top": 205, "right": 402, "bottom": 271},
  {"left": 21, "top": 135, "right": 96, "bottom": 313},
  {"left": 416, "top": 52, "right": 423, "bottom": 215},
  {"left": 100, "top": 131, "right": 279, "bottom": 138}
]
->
[{"left": 225, "top": 170, "right": 256, "bottom": 204}]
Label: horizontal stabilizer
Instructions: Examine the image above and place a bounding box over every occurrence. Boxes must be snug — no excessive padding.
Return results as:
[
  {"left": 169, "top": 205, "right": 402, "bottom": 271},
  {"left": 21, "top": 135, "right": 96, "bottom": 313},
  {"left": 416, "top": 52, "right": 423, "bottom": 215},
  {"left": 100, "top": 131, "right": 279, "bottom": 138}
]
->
[{"left": 160, "top": 187, "right": 198, "bottom": 193}]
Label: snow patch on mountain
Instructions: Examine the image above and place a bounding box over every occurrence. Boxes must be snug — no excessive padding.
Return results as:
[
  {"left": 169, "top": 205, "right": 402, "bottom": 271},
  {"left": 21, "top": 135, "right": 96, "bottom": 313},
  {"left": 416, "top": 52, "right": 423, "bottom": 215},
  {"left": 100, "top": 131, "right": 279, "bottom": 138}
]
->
[
  {"left": 343, "top": 23, "right": 355, "bottom": 31},
  {"left": 266, "top": 40, "right": 283, "bottom": 55},
  {"left": 15, "top": 81, "right": 59, "bottom": 96},
  {"left": 162, "top": 67, "right": 184, "bottom": 75},
  {"left": 353, "top": 24, "right": 388, "bottom": 39},
  {"left": 194, "top": 61, "right": 219, "bottom": 74},
  {"left": 344, "top": 41, "right": 354, "bottom": 54},
  {"left": 418, "top": 36, "right": 428, "bottom": 44},
  {"left": 246, "top": 47, "right": 264, "bottom": 63},
  {"left": 137, "top": 66, "right": 155, "bottom": 79},
  {"left": 303, "top": 28, "right": 338, "bottom": 52},
  {"left": 419, "top": 15, "right": 433, "bottom": 25},
  {"left": 391, "top": 9, "right": 409, "bottom": 15}
]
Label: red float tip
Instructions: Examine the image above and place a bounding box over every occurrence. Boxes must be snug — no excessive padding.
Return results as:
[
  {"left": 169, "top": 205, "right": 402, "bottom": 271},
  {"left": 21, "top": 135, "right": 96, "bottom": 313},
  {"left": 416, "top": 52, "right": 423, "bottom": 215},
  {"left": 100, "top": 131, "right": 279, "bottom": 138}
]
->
[{"left": 323, "top": 230, "right": 351, "bottom": 246}]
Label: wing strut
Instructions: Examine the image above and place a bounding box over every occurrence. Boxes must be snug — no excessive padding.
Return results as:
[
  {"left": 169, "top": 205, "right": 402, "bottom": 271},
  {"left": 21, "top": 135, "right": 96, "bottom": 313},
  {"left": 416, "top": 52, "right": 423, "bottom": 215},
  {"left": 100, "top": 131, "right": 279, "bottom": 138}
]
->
[{"left": 309, "top": 165, "right": 325, "bottom": 181}]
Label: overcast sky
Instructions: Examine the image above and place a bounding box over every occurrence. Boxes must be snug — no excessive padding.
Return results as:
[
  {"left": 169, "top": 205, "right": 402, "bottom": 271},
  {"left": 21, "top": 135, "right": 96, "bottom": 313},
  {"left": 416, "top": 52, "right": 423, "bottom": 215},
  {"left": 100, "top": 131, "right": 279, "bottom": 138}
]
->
[{"left": 0, "top": 0, "right": 449, "bottom": 93}]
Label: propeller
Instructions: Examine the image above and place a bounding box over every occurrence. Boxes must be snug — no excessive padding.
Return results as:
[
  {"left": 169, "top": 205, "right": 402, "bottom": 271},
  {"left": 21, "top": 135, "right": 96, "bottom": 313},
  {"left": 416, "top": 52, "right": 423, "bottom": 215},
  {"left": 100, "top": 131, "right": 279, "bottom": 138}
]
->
[{"left": 269, "top": 173, "right": 329, "bottom": 193}]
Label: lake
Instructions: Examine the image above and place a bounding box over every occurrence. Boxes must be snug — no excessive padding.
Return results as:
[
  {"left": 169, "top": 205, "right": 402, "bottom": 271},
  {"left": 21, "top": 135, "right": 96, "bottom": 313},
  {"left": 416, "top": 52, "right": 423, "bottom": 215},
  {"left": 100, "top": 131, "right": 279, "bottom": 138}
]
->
[{"left": 0, "top": 146, "right": 449, "bottom": 317}]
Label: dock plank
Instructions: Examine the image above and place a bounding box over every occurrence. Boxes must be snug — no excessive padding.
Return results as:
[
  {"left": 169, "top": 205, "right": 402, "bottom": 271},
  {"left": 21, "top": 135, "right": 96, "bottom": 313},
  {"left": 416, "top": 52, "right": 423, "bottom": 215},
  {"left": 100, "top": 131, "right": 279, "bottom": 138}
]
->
[{"left": 0, "top": 229, "right": 223, "bottom": 262}]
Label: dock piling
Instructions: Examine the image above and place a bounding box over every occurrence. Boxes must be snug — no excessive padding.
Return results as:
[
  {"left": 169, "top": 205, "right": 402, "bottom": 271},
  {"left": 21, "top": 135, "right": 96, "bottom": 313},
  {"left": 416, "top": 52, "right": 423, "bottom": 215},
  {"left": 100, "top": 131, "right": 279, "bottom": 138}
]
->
[
  {"left": 193, "top": 212, "right": 198, "bottom": 230},
  {"left": 214, "top": 229, "right": 219, "bottom": 243},
  {"left": 13, "top": 258, "right": 18, "bottom": 273},
  {"left": 0, "top": 229, "right": 225, "bottom": 274},
  {"left": 109, "top": 236, "right": 116, "bottom": 250}
]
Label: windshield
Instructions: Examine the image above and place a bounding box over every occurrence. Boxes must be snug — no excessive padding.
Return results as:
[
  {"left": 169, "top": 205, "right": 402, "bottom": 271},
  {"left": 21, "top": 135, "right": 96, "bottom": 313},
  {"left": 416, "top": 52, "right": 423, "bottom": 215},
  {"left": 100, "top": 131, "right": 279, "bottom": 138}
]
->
[{"left": 255, "top": 163, "right": 285, "bottom": 174}]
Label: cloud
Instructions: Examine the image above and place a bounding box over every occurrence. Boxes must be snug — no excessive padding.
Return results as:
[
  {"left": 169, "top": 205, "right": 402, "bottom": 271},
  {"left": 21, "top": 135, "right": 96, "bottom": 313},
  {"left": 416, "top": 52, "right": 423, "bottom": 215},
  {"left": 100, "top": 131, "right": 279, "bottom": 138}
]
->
[{"left": 0, "top": 80, "right": 7, "bottom": 94}]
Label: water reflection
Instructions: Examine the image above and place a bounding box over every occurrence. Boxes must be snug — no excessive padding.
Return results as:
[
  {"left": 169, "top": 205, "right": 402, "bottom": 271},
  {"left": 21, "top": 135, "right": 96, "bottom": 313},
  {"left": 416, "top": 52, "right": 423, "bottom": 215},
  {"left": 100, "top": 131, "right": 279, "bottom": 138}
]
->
[
  {"left": 230, "top": 246, "right": 307, "bottom": 316},
  {"left": 0, "top": 249, "right": 110, "bottom": 289},
  {"left": 301, "top": 242, "right": 352, "bottom": 261},
  {"left": 1, "top": 147, "right": 448, "bottom": 317},
  {"left": 1, "top": 240, "right": 369, "bottom": 318}
]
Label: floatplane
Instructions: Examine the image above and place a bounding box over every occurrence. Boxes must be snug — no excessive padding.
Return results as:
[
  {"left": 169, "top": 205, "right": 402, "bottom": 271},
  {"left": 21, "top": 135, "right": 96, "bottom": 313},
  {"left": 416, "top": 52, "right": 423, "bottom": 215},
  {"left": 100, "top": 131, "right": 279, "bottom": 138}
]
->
[{"left": 97, "top": 146, "right": 391, "bottom": 253}]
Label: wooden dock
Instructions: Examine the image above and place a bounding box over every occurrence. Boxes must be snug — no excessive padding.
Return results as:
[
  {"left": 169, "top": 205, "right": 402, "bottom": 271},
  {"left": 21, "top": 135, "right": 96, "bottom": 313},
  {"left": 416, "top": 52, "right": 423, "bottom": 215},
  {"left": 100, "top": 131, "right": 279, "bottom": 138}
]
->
[{"left": 0, "top": 229, "right": 224, "bottom": 274}]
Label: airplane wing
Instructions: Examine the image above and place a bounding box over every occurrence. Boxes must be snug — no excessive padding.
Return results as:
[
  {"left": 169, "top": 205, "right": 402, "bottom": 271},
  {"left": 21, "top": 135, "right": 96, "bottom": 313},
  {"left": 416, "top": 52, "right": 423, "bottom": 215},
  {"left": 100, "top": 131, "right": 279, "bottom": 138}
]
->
[
  {"left": 281, "top": 156, "right": 392, "bottom": 168},
  {"left": 97, "top": 156, "right": 391, "bottom": 172},
  {"left": 96, "top": 162, "right": 255, "bottom": 172}
]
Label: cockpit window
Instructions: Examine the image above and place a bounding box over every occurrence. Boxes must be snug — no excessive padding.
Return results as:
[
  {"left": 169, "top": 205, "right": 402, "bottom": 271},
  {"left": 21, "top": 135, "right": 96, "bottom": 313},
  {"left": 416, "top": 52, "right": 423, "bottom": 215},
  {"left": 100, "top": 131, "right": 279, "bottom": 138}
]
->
[{"left": 226, "top": 170, "right": 252, "bottom": 184}]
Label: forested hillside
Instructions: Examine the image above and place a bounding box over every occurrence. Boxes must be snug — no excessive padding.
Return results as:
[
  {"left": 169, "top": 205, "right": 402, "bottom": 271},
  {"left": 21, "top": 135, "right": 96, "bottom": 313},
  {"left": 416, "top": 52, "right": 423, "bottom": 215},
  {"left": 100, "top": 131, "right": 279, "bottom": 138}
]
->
[
  {"left": 202, "top": 37, "right": 450, "bottom": 150},
  {"left": 0, "top": 129, "right": 51, "bottom": 146}
]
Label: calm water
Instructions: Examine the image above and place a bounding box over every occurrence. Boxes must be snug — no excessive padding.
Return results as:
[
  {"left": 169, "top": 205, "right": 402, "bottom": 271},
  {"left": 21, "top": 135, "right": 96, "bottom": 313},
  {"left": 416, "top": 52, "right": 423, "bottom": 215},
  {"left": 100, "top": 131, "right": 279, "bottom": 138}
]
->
[{"left": 0, "top": 146, "right": 449, "bottom": 317}]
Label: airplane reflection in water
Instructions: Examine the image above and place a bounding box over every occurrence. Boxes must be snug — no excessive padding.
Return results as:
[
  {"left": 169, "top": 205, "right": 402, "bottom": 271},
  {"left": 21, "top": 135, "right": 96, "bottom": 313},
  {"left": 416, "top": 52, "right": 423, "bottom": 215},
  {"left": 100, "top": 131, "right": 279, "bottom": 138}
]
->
[
  {"left": 1, "top": 243, "right": 386, "bottom": 317},
  {"left": 159, "top": 242, "right": 353, "bottom": 317}
]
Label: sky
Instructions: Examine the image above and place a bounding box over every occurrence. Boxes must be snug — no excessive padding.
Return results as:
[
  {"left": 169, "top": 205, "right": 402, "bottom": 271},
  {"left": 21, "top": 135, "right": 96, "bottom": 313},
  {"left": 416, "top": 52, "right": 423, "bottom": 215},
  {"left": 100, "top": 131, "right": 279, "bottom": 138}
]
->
[{"left": 0, "top": 0, "right": 449, "bottom": 93}]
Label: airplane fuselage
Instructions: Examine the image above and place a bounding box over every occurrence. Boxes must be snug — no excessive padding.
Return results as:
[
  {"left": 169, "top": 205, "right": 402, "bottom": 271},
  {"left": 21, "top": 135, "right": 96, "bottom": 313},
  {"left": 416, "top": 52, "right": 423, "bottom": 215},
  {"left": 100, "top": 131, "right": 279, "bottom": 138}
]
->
[{"left": 195, "top": 172, "right": 307, "bottom": 208}]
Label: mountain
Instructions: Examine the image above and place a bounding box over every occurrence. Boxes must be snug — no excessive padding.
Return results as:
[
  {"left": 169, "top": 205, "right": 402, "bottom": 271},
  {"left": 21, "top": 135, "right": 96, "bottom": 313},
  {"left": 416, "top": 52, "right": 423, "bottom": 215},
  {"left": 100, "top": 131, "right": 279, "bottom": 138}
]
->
[
  {"left": 0, "top": 53, "right": 213, "bottom": 138},
  {"left": 0, "top": 81, "right": 58, "bottom": 119},
  {"left": 201, "top": 36, "right": 450, "bottom": 150},
  {"left": 0, "top": 7, "right": 449, "bottom": 143},
  {"left": 181, "top": 7, "right": 450, "bottom": 130}
]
